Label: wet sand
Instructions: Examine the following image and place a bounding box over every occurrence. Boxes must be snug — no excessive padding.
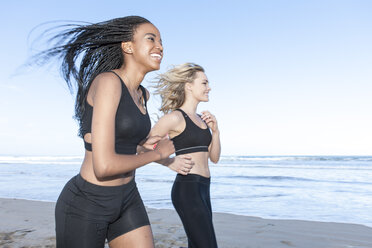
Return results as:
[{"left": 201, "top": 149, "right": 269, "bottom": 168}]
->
[{"left": 1, "top": 198, "right": 372, "bottom": 248}]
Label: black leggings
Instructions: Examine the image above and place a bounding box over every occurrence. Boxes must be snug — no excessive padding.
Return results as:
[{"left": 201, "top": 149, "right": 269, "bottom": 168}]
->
[
  {"left": 55, "top": 174, "right": 150, "bottom": 248},
  {"left": 171, "top": 174, "right": 218, "bottom": 248}
]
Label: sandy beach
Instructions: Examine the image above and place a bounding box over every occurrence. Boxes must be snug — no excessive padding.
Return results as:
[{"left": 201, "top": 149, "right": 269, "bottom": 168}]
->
[{"left": 1, "top": 198, "right": 372, "bottom": 248}]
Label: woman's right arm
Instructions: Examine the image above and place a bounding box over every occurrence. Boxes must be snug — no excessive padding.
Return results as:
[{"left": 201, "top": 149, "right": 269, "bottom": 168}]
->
[
  {"left": 143, "top": 112, "right": 194, "bottom": 175},
  {"left": 90, "top": 73, "right": 174, "bottom": 180}
]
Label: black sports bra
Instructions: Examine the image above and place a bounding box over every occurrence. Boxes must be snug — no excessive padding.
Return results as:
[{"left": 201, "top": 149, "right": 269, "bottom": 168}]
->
[
  {"left": 171, "top": 109, "right": 212, "bottom": 155},
  {"left": 81, "top": 71, "right": 151, "bottom": 154}
]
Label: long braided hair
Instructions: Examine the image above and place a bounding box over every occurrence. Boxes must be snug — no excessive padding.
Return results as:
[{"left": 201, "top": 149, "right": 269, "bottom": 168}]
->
[{"left": 32, "top": 16, "right": 151, "bottom": 137}]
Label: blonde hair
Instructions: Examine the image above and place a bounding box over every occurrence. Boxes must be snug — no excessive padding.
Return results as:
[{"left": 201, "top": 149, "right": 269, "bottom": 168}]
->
[{"left": 154, "top": 63, "right": 205, "bottom": 114}]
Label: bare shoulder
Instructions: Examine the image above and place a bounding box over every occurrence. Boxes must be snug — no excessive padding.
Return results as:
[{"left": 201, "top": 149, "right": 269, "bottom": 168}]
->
[
  {"left": 154, "top": 110, "right": 184, "bottom": 129},
  {"left": 163, "top": 110, "right": 185, "bottom": 131},
  {"left": 91, "top": 72, "right": 122, "bottom": 104},
  {"left": 162, "top": 110, "right": 184, "bottom": 124},
  {"left": 151, "top": 110, "right": 185, "bottom": 137},
  {"left": 167, "top": 110, "right": 186, "bottom": 136},
  {"left": 93, "top": 72, "right": 121, "bottom": 93},
  {"left": 94, "top": 72, "right": 121, "bottom": 89}
]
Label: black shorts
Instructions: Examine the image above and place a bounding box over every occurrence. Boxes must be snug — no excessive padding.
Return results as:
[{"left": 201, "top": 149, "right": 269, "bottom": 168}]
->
[{"left": 55, "top": 174, "right": 150, "bottom": 248}]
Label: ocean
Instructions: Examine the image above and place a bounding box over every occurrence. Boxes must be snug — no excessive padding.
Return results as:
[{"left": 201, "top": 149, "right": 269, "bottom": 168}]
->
[{"left": 0, "top": 155, "right": 371, "bottom": 227}]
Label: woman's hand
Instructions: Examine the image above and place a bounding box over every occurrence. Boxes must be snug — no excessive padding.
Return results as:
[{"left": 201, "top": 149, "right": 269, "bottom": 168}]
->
[
  {"left": 168, "top": 155, "right": 195, "bottom": 175},
  {"left": 140, "top": 135, "right": 163, "bottom": 150},
  {"left": 201, "top": 111, "right": 218, "bottom": 133},
  {"left": 153, "top": 138, "right": 175, "bottom": 159}
]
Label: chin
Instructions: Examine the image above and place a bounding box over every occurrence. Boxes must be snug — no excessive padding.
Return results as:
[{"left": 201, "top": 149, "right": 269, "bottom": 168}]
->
[
  {"left": 150, "top": 63, "right": 161, "bottom": 71},
  {"left": 145, "top": 65, "right": 160, "bottom": 73}
]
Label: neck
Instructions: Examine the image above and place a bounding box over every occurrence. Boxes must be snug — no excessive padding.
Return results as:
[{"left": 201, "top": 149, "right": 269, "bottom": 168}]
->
[
  {"left": 180, "top": 98, "right": 199, "bottom": 115},
  {"left": 116, "top": 63, "right": 147, "bottom": 90}
]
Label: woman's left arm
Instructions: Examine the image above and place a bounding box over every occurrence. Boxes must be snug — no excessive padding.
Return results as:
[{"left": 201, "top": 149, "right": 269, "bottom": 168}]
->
[{"left": 201, "top": 111, "right": 221, "bottom": 163}]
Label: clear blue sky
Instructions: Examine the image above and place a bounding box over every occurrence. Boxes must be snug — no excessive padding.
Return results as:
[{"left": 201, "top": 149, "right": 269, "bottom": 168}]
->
[{"left": 0, "top": 0, "right": 371, "bottom": 156}]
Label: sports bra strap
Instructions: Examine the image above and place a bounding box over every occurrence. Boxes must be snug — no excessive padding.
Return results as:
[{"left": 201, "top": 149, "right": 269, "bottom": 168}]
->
[
  {"left": 139, "top": 85, "right": 148, "bottom": 107},
  {"left": 175, "top": 108, "right": 188, "bottom": 118},
  {"left": 84, "top": 141, "right": 92, "bottom": 151},
  {"left": 110, "top": 71, "right": 147, "bottom": 108}
]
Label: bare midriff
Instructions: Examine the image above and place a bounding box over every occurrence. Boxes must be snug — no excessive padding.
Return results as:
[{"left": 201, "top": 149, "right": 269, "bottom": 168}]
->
[
  {"left": 79, "top": 150, "right": 134, "bottom": 186},
  {"left": 183, "top": 151, "right": 211, "bottom": 178}
]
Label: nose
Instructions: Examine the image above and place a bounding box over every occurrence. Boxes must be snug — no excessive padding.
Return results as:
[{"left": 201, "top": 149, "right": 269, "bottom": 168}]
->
[{"left": 156, "top": 41, "right": 163, "bottom": 52}]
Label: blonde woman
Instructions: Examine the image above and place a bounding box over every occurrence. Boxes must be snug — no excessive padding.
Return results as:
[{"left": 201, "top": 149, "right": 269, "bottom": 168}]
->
[{"left": 150, "top": 63, "right": 221, "bottom": 248}]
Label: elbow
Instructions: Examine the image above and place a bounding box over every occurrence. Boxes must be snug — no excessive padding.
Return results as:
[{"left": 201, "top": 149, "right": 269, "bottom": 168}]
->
[
  {"left": 92, "top": 151, "right": 119, "bottom": 180},
  {"left": 93, "top": 163, "right": 111, "bottom": 180},
  {"left": 210, "top": 157, "right": 220, "bottom": 164},
  {"left": 92, "top": 157, "right": 113, "bottom": 180}
]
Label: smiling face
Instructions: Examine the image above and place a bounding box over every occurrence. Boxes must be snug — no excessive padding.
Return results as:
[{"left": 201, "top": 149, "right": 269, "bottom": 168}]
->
[
  {"left": 124, "top": 23, "right": 163, "bottom": 72},
  {"left": 187, "top": 71, "right": 211, "bottom": 102}
]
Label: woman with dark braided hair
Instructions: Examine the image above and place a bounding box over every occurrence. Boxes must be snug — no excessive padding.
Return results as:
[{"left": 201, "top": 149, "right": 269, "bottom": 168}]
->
[{"left": 33, "top": 16, "right": 193, "bottom": 247}]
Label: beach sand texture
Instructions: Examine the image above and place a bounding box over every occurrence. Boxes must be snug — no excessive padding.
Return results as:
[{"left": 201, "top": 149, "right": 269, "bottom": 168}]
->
[{"left": 1, "top": 198, "right": 372, "bottom": 248}]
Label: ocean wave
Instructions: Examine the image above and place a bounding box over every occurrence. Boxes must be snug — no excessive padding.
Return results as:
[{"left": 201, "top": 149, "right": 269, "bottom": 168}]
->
[
  {"left": 220, "top": 156, "right": 296, "bottom": 162},
  {"left": 0, "top": 156, "right": 83, "bottom": 165},
  {"left": 219, "top": 175, "right": 319, "bottom": 182},
  {"left": 1, "top": 155, "right": 371, "bottom": 165},
  {"left": 219, "top": 156, "right": 372, "bottom": 162},
  {"left": 137, "top": 178, "right": 174, "bottom": 183},
  {"left": 213, "top": 193, "right": 289, "bottom": 199},
  {"left": 213, "top": 164, "right": 372, "bottom": 171},
  {"left": 214, "top": 175, "right": 372, "bottom": 186}
]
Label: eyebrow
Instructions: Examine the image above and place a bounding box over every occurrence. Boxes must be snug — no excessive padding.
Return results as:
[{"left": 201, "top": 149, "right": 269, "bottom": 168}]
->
[{"left": 145, "top": 33, "right": 162, "bottom": 43}]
